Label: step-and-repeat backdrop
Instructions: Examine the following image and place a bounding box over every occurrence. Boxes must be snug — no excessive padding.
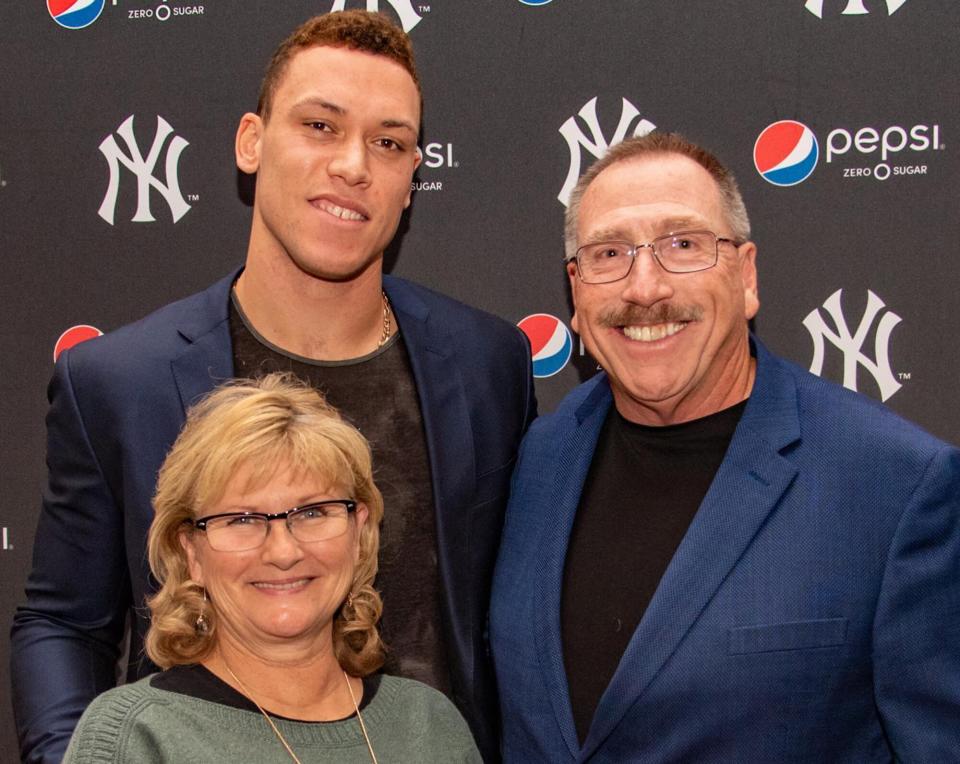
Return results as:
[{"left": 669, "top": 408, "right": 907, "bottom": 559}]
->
[{"left": 1, "top": 0, "right": 957, "bottom": 752}]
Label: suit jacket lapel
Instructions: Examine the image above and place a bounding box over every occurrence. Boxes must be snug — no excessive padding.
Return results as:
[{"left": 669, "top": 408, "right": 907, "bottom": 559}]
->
[
  {"left": 534, "top": 378, "right": 613, "bottom": 759},
  {"left": 582, "top": 341, "right": 802, "bottom": 759},
  {"left": 383, "top": 278, "right": 478, "bottom": 672},
  {"left": 170, "top": 271, "right": 237, "bottom": 415}
]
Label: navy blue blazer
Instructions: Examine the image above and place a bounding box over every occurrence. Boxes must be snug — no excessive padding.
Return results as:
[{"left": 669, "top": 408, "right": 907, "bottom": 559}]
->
[
  {"left": 491, "top": 339, "right": 960, "bottom": 762},
  {"left": 12, "top": 270, "right": 535, "bottom": 764}
]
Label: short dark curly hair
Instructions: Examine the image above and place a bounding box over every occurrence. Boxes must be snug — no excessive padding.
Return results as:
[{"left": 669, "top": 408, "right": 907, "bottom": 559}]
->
[{"left": 257, "top": 10, "right": 421, "bottom": 122}]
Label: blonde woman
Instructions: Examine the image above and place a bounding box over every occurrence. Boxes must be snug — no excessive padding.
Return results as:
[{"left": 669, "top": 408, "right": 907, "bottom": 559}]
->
[{"left": 64, "top": 374, "right": 480, "bottom": 763}]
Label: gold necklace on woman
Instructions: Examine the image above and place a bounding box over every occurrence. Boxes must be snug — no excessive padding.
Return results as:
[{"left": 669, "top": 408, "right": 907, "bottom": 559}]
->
[{"left": 222, "top": 662, "right": 378, "bottom": 764}]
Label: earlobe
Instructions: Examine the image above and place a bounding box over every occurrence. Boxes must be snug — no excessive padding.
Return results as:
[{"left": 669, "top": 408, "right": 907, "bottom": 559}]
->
[{"left": 235, "top": 113, "right": 263, "bottom": 175}]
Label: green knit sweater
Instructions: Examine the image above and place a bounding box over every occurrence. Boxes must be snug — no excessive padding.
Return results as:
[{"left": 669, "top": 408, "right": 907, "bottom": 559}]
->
[{"left": 63, "top": 673, "right": 482, "bottom": 763}]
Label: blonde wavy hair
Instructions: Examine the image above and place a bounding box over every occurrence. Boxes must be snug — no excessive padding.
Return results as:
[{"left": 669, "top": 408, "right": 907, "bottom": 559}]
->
[{"left": 145, "top": 373, "right": 385, "bottom": 676}]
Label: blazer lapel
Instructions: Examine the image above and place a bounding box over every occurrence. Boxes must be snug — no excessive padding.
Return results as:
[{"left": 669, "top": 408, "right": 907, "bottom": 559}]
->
[
  {"left": 170, "top": 271, "right": 237, "bottom": 415},
  {"left": 383, "top": 278, "right": 478, "bottom": 670},
  {"left": 582, "top": 341, "right": 802, "bottom": 759},
  {"left": 534, "top": 379, "right": 613, "bottom": 759}
]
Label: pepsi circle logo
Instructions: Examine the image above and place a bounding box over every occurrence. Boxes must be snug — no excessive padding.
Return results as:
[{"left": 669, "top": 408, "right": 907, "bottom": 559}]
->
[
  {"left": 48, "top": 0, "right": 105, "bottom": 30},
  {"left": 754, "top": 120, "right": 819, "bottom": 187},
  {"left": 54, "top": 325, "right": 102, "bottom": 362},
  {"left": 518, "top": 314, "right": 572, "bottom": 378},
  {"left": 519, "top": 0, "right": 554, "bottom": 5}
]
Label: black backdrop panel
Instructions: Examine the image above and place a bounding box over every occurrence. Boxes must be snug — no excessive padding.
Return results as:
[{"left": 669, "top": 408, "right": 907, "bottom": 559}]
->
[{"left": 1, "top": 0, "right": 957, "bottom": 750}]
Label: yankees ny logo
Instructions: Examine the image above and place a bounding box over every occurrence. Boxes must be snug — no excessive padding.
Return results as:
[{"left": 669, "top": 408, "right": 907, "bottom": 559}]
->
[
  {"left": 804, "top": 0, "right": 909, "bottom": 18},
  {"left": 329, "top": 0, "right": 423, "bottom": 32},
  {"left": 557, "top": 97, "right": 655, "bottom": 207},
  {"left": 98, "top": 115, "right": 191, "bottom": 225},
  {"left": 803, "top": 289, "right": 902, "bottom": 401}
]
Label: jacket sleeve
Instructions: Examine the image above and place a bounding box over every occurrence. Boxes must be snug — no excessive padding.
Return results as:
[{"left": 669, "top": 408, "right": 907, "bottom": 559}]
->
[
  {"left": 872, "top": 443, "right": 960, "bottom": 759},
  {"left": 10, "top": 349, "right": 131, "bottom": 764}
]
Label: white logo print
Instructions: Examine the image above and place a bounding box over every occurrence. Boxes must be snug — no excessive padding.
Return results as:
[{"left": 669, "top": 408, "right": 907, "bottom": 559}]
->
[
  {"left": 558, "top": 97, "right": 655, "bottom": 207},
  {"left": 98, "top": 115, "right": 191, "bottom": 225},
  {"left": 329, "top": 0, "right": 422, "bottom": 32},
  {"left": 803, "top": 289, "right": 902, "bottom": 401},
  {"left": 804, "top": 0, "right": 909, "bottom": 18}
]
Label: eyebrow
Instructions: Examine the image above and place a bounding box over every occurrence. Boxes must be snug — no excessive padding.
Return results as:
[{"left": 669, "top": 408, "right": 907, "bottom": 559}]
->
[
  {"left": 290, "top": 96, "right": 418, "bottom": 135},
  {"left": 657, "top": 217, "right": 709, "bottom": 233},
  {"left": 583, "top": 226, "right": 630, "bottom": 244}
]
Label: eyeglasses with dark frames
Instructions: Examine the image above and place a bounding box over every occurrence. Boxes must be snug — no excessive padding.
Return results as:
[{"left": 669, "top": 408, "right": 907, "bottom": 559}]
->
[
  {"left": 187, "top": 499, "right": 358, "bottom": 552},
  {"left": 570, "top": 230, "right": 741, "bottom": 284}
]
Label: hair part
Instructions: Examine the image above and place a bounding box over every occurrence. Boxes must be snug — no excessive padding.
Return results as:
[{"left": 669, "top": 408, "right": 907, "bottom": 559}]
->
[
  {"left": 256, "top": 10, "right": 422, "bottom": 122},
  {"left": 145, "top": 373, "right": 386, "bottom": 677},
  {"left": 564, "top": 132, "right": 751, "bottom": 261}
]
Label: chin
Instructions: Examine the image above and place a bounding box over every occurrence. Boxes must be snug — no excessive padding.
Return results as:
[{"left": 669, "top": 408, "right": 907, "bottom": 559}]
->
[
  {"left": 259, "top": 624, "right": 319, "bottom": 643},
  {"left": 292, "top": 252, "right": 381, "bottom": 284}
]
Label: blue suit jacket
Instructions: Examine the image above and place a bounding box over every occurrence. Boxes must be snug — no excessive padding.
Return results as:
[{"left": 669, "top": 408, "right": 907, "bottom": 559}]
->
[
  {"left": 12, "top": 270, "right": 536, "bottom": 764},
  {"left": 491, "top": 339, "right": 960, "bottom": 762}
]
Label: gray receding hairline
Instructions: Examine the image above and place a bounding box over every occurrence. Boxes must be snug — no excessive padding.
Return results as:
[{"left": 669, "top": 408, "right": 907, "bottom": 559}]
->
[{"left": 563, "top": 133, "right": 752, "bottom": 262}]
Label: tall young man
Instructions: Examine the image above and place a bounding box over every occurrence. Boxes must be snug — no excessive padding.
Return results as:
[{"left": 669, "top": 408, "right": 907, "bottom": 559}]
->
[{"left": 13, "top": 13, "right": 534, "bottom": 762}]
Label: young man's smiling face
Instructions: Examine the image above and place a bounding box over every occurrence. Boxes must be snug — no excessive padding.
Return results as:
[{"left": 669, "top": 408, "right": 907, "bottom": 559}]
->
[
  {"left": 237, "top": 45, "right": 421, "bottom": 283},
  {"left": 568, "top": 152, "right": 759, "bottom": 425}
]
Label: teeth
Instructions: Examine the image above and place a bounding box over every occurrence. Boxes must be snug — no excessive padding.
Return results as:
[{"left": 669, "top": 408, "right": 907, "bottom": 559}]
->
[
  {"left": 253, "top": 579, "right": 310, "bottom": 591},
  {"left": 320, "top": 201, "right": 366, "bottom": 221},
  {"left": 623, "top": 322, "right": 686, "bottom": 342}
]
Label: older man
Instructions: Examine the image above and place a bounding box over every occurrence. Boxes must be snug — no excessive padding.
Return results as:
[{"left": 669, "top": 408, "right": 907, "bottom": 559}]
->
[
  {"left": 491, "top": 133, "right": 960, "bottom": 762},
  {"left": 12, "top": 12, "right": 534, "bottom": 763}
]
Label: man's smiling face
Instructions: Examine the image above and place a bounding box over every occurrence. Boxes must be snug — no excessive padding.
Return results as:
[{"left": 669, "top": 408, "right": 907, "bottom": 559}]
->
[
  {"left": 238, "top": 44, "right": 421, "bottom": 283},
  {"left": 568, "top": 152, "right": 759, "bottom": 425}
]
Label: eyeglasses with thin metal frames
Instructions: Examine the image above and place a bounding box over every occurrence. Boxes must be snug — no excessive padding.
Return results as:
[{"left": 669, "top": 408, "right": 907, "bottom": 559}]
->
[{"left": 569, "top": 229, "right": 742, "bottom": 284}]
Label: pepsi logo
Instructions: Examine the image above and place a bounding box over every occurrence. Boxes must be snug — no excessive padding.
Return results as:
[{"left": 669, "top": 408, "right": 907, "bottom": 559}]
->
[
  {"left": 518, "top": 314, "right": 572, "bottom": 378},
  {"left": 754, "top": 120, "right": 819, "bottom": 186},
  {"left": 48, "top": 0, "right": 105, "bottom": 29},
  {"left": 54, "top": 325, "right": 102, "bottom": 362}
]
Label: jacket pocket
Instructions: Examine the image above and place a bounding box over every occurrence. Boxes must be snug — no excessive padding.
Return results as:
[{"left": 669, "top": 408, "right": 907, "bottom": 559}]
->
[{"left": 728, "top": 618, "right": 848, "bottom": 654}]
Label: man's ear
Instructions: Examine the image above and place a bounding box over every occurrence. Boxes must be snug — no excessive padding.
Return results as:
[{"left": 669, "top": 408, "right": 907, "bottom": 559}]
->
[
  {"left": 567, "top": 260, "right": 581, "bottom": 335},
  {"left": 739, "top": 241, "right": 760, "bottom": 320},
  {"left": 404, "top": 147, "right": 423, "bottom": 209},
  {"left": 235, "top": 113, "right": 264, "bottom": 175}
]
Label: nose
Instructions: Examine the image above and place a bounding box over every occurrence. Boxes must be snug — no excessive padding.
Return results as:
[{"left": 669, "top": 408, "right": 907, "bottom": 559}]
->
[
  {"left": 618, "top": 244, "right": 674, "bottom": 306},
  {"left": 327, "top": 136, "right": 370, "bottom": 187},
  {"left": 259, "top": 519, "right": 304, "bottom": 569}
]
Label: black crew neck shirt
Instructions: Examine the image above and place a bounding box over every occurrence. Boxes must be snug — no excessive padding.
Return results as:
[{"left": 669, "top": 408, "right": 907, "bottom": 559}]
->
[
  {"left": 561, "top": 400, "right": 747, "bottom": 744},
  {"left": 229, "top": 293, "right": 449, "bottom": 695}
]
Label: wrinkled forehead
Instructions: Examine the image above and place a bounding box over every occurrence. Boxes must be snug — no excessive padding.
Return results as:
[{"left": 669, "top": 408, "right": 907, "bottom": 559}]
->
[{"left": 579, "top": 154, "right": 727, "bottom": 241}]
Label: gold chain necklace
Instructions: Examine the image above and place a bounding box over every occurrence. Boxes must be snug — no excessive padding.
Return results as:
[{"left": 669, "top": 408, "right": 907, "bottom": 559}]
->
[
  {"left": 222, "top": 662, "right": 377, "bottom": 764},
  {"left": 377, "top": 289, "right": 392, "bottom": 348}
]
